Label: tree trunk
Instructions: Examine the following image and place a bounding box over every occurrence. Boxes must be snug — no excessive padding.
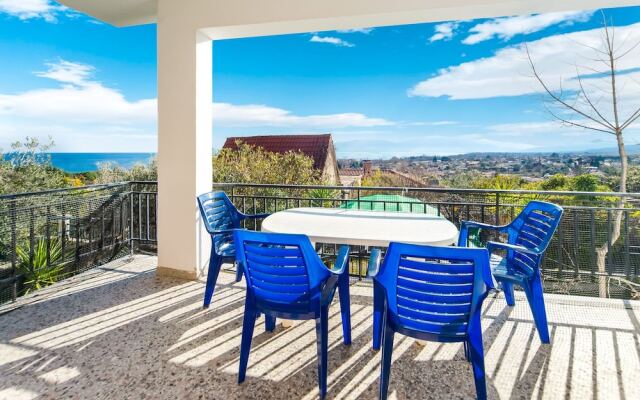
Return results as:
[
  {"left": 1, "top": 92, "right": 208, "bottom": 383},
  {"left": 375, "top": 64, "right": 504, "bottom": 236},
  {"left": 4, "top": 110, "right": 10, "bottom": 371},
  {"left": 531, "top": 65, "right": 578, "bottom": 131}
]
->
[{"left": 596, "top": 131, "right": 627, "bottom": 297}]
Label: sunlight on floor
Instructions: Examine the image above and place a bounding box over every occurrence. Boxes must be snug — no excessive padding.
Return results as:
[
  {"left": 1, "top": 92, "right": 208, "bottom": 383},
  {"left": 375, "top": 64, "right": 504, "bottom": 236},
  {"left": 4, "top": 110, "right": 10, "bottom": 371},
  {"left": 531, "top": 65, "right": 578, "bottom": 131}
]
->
[
  {"left": 11, "top": 281, "right": 200, "bottom": 350},
  {"left": 1, "top": 256, "right": 639, "bottom": 399}
]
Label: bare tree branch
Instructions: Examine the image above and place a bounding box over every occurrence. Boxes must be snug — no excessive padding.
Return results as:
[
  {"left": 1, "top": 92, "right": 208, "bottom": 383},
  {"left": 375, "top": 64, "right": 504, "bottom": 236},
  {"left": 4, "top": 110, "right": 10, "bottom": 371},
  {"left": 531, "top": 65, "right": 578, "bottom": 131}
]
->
[
  {"left": 526, "top": 44, "right": 616, "bottom": 132},
  {"left": 614, "top": 38, "right": 640, "bottom": 60},
  {"left": 621, "top": 106, "right": 640, "bottom": 130},
  {"left": 575, "top": 65, "right": 615, "bottom": 129}
]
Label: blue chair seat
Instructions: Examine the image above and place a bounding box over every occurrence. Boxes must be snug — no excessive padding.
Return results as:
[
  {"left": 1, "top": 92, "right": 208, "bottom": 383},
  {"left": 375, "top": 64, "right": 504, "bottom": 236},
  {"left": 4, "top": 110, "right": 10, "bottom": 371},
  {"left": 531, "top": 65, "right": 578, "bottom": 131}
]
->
[{"left": 490, "top": 255, "right": 528, "bottom": 283}]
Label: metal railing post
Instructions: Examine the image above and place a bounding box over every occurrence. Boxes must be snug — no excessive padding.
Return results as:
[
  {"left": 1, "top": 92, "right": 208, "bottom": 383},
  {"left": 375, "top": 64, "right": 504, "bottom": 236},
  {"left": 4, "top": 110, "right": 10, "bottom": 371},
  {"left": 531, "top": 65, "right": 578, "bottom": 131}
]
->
[{"left": 10, "top": 201, "right": 17, "bottom": 302}]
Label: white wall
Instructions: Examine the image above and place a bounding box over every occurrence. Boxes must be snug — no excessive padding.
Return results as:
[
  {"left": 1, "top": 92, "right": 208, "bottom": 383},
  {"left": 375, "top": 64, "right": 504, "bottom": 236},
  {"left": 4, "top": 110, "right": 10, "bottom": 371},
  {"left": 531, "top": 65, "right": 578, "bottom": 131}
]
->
[{"left": 156, "top": 1, "right": 212, "bottom": 278}]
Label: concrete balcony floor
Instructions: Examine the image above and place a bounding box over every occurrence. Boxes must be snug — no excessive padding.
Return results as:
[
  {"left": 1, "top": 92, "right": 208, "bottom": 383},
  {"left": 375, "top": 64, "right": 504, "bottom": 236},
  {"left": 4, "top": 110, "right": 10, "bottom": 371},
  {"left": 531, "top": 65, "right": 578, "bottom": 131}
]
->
[{"left": 1, "top": 255, "right": 639, "bottom": 400}]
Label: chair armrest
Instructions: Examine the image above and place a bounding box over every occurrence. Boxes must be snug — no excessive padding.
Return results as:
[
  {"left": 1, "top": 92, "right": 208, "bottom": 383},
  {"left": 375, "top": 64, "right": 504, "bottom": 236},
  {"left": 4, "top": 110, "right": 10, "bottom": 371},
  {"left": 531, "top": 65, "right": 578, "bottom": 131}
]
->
[
  {"left": 330, "top": 245, "right": 350, "bottom": 275},
  {"left": 321, "top": 245, "right": 350, "bottom": 303},
  {"left": 461, "top": 220, "right": 507, "bottom": 231},
  {"left": 207, "top": 228, "right": 248, "bottom": 237},
  {"left": 458, "top": 221, "right": 508, "bottom": 247},
  {"left": 486, "top": 241, "right": 541, "bottom": 256},
  {"left": 320, "top": 275, "right": 339, "bottom": 303},
  {"left": 367, "top": 248, "right": 383, "bottom": 278},
  {"left": 240, "top": 212, "right": 271, "bottom": 220}
]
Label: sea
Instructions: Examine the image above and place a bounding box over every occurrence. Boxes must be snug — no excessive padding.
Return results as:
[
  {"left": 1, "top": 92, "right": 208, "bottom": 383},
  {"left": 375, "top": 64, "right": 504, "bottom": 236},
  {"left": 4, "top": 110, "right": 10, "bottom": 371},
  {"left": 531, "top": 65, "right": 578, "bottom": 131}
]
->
[{"left": 3, "top": 153, "right": 156, "bottom": 173}]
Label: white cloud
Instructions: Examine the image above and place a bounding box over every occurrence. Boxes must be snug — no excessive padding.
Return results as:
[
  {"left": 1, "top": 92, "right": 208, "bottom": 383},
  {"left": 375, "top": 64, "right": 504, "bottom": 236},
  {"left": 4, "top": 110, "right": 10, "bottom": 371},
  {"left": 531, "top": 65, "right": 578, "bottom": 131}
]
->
[
  {"left": 0, "top": 60, "right": 157, "bottom": 151},
  {"left": 462, "top": 10, "right": 593, "bottom": 45},
  {"left": 0, "top": 60, "right": 394, "bottom": 152},
  {"left": 336, "top": 28, "right": 373, "bottom": 34},
  {"left": 409, "top": 20, "right": 640, "bottom": 122},
  {"left": 35, "top": 60, "right": 95, "bottom": 86},
  {"left": 0, "top": 60, "right": 156, "bottom": 123},
  {"left": 309, "top": 35, "right": 355, "bottom": 47},
  {"left": 0, "top": 0, "right": 67, "bottom": 22},
  {"left": 429, "top": 22, "right": 459, "bottom": 42},
  {"left": 212, "top": 103, "right": 393, "bottom": 128}
]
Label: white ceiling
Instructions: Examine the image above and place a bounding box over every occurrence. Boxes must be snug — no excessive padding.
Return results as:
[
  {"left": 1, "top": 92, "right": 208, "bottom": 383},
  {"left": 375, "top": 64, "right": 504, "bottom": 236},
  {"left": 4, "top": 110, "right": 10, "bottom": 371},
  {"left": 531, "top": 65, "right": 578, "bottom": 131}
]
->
[{"left": 59, "top": 0, "right": 640, "bottom": 32}]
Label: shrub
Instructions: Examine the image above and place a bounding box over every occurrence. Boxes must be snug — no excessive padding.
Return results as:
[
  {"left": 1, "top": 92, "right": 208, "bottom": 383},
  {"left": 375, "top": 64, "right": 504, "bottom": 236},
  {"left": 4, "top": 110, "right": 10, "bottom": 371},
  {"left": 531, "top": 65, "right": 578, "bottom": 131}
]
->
[{"left": 16, "top": 238, "right": 66, "bottom": 294}]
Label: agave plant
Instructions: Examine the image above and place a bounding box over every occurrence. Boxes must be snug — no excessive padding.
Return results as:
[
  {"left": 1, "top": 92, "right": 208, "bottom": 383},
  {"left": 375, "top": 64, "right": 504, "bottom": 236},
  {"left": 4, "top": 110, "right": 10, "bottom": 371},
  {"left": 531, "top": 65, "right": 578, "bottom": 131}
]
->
[
  {"left": 16, "top": 238, "right": 66, "bottom": 294},
  {"left": 307, "top": 187, "right": 340, "bottom": 208}
]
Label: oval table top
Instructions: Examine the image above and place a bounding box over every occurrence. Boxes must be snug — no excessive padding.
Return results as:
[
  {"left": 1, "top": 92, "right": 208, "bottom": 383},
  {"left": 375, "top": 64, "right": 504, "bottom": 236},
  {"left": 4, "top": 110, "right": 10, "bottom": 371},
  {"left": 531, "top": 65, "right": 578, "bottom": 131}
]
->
[{"left": 261, "top": 207, "right": 459, "bottom": 247}]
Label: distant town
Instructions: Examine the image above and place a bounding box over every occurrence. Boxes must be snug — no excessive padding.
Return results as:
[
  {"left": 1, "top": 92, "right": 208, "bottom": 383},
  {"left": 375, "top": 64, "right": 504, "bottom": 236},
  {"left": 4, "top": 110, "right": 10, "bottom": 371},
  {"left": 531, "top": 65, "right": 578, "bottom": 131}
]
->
[{"left": 338, "top": 151, "right": 638, "bottom": 188}]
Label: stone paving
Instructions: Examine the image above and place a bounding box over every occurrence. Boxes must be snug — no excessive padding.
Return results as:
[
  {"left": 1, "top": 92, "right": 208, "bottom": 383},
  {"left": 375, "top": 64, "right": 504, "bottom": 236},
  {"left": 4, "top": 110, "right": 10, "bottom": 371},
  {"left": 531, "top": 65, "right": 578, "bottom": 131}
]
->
[{"left": 1, "top": 255, "right": 639, "bottom": 399}]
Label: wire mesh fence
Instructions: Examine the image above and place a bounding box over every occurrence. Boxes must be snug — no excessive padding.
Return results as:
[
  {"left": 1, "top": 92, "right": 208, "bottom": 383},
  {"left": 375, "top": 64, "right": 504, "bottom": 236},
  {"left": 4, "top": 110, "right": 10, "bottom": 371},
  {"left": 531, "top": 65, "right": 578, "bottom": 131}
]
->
[
  {"left": 0, "top": 182, "right": 157, "bottom": 305},
  {"left": 2, "top": 181, "right": 639, "bottom": 304}
]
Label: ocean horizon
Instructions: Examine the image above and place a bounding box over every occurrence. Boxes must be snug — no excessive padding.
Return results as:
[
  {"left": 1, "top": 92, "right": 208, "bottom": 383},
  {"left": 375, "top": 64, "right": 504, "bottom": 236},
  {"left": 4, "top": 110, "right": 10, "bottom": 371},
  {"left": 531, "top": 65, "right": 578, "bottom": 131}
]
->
[{"left": 3, "top": 152, "right": 156, "bottom": 173}]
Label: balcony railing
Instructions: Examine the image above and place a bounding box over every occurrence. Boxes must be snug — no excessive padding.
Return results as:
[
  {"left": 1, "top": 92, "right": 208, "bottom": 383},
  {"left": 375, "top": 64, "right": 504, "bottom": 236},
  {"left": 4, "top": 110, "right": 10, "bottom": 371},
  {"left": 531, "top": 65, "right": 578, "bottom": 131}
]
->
[
  {"left": 2, "top": 181, "right": 639, "bottom": 304},
  {"left": 0, "top": 181, "right": 156, "bottom": 304}
]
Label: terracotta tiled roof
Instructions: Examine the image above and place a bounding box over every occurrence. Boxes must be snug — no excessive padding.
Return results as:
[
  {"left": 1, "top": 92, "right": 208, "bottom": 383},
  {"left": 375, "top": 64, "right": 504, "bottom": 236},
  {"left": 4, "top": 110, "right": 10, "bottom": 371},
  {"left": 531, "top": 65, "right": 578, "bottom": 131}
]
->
[
  {"left": 339, "top": 168, "right": 364, "bottom": 176},
  {"left": 222, "top": 134, "right": 333, "bottom": 171}
]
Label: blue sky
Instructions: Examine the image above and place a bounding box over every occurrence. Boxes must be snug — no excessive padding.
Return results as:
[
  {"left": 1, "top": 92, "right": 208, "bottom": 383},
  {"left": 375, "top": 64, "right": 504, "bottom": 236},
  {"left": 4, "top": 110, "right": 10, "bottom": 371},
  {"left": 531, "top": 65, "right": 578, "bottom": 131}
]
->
[{"left": 2, "top": 1, "right": 640, "bottom": 158}]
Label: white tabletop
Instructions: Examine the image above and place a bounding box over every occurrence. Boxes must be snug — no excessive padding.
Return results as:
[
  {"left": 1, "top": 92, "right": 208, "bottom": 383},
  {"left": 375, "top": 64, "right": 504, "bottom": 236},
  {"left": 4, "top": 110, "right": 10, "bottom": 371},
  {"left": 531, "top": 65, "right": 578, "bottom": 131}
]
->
[{"left": 261, "top": 207, "right": 459, "bottom": 247}]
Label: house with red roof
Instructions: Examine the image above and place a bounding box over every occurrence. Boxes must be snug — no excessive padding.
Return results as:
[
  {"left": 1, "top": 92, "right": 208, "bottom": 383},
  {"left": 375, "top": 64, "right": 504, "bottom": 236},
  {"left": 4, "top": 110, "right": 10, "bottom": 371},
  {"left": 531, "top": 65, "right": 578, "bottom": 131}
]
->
[{"left": 222, "top": 134, "right": 341, "bottom": 184}]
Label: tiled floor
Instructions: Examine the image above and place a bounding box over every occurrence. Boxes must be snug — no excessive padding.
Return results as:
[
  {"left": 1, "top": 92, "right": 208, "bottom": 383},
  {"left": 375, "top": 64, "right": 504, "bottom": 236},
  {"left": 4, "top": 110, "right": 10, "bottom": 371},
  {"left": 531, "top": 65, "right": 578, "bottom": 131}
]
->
[{"left": 1, "top": 255, "right": 639, "bottom": 399}]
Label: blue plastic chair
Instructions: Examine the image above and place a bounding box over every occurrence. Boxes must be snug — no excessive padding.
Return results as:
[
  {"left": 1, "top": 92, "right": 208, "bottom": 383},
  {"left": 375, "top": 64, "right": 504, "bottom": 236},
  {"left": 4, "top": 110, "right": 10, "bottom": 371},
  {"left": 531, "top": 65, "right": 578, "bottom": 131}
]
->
[
  {"left": 197, "top": 191, "right": 270, "bottom": 309},
  {"left": 233, "top": 230, "right": 352, "bottom": 399},
  {"left": 369, "top": 243, "right": 494, "bottom": 400},
  {"left": 458, "top": 201, "right": 563, "bottom": 343}
]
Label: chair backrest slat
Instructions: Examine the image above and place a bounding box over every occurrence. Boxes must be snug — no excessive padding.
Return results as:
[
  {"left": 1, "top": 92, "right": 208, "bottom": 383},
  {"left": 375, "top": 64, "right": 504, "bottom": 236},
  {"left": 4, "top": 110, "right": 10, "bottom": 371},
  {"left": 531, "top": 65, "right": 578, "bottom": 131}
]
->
[
  {"left": 508, "top": 201, "right": 563, "bottom": 274},
  {"left": 375, "top": 243, "right": 490, "bottom": 339},
  {"left": 235, "top": 231, "right": 330, "bottom": 314},
  {"left": 197, "top": 191, "right": 242, "bottom": 254},
  {"left": 396, "top": 285, "right": 473, "bottom": 305}
]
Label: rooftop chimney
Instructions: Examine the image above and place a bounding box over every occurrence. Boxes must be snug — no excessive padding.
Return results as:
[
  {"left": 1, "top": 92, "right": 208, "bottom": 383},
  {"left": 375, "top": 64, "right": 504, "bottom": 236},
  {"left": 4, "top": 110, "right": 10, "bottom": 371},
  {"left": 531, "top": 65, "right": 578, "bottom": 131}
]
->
[{"left": 363, "top": 160, "right": 373, "bottom": 177}]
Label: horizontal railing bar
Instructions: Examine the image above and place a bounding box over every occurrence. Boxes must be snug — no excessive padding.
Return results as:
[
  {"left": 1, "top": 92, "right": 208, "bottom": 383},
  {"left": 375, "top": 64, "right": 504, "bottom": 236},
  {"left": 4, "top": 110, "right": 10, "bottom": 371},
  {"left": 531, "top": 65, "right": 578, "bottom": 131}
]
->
[
  {"left": 0, "top": 182, "right": 129, "bottom": 200},
  {"left": 212, "top": 182, "right": 640, "bottom": 198},
  {"left": 223, "top": 194, "right": 640, "bottom": 212}
]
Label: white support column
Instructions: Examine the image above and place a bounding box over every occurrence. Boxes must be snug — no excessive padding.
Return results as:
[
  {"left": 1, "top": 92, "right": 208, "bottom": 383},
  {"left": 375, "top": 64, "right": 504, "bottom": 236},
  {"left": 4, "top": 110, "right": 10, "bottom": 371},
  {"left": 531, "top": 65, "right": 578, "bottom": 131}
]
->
[{"left": 156, "top": 14, "right": 212, "bottom": 279}]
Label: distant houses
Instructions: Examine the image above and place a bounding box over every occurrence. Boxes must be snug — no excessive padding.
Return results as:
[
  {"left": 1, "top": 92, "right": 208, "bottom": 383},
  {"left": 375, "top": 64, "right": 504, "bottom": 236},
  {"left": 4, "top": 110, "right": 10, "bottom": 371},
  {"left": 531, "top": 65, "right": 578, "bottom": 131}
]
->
[{"left": 222, "top": 134, "right": 340, "bottom": 184}]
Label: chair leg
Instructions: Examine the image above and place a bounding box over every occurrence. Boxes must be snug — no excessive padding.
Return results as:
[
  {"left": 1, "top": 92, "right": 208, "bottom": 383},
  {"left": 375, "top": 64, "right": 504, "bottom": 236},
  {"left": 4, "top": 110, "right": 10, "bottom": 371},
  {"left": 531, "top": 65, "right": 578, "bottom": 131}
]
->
[
  {"left": 203, "top": 252, "right": 222, "bottom": 309},
  {"left": 501, "top": 281, "right": 516, "bottom": 306},
  {"left": 265, "top": 315, "right": 276, "bottom": 332},
  {"left": 468, "top": 330, "right": 488, "bottom": 400},
  {"left": 338, "top": 272, "right": 352, "bottom": 345},
  {"left": 372, "top": 281, "right": 385, "bottom": 350},
  {"left": 235, "top": 261, "right": 243, "bottom": 282},
  {"left": 379, "top": 320, "right": 395, "bottom": 400},
  {"left": 463, "top": 341, "right": 471, "bottom": 362},
  {"left": 238, "top": 305, "right": 257, "bottom": 384},
  {"left": 524, "top": 274, "right": 550, "bottom": 344},
  {"left": 315, "top": 305, "right": 329, "bottom": 399}
]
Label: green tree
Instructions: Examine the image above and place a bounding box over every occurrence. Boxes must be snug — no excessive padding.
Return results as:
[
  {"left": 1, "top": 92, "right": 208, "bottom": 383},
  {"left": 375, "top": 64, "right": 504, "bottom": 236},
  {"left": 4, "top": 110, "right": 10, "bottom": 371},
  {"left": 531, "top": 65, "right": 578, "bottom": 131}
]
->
[
  {"left": 0, "top": 136, "right": 67, "bottom": 195},
  {"left": 473, "top": 174, "right": 523, "bottom": 190},
  {"left": 212, "top": 141, "right": 322, "bottom": 210},
  {"left": 361, "top": 171, "right": 407, "bottom": 187},
  {"left": 95, "top": 157, "right": 157, "bottom": 183},
  {"left": 213, "top": 141, "right": 320, "bottom": 186}
]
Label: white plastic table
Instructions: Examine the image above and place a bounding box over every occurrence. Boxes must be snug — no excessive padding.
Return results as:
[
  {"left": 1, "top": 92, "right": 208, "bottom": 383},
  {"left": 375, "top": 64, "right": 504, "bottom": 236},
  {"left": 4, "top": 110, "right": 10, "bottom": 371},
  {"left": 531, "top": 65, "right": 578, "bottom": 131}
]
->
[
  {"left": 261, "top": 207, "right": 460, "bottom": 333},
  {"left": 261, "top": 207, "right": 459, "bottom": 247}
]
